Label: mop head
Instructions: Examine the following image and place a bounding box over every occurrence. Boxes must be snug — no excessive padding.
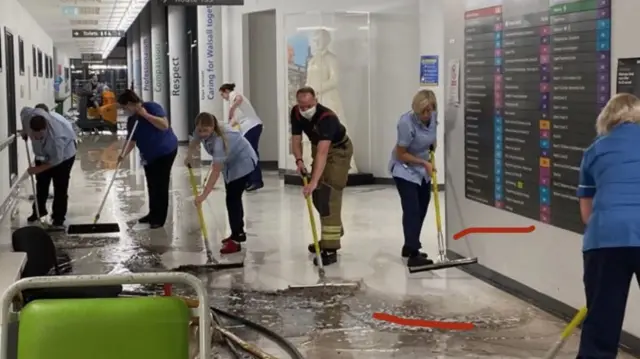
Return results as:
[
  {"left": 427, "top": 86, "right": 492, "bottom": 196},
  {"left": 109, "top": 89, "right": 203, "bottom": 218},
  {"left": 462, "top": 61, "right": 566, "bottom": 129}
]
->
[
  {"left": 408, "top": 257, "right": 478, "bottom": 274},
  {"left": 66, "top": 223, "right": 121, "bottom": 235}
]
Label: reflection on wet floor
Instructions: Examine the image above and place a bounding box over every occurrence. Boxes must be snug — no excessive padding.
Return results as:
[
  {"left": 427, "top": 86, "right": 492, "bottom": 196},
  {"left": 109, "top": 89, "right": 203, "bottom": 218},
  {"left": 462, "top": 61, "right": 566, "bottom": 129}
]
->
[{"left": 3, "top": 135, "right": 636, "bottom": 358}]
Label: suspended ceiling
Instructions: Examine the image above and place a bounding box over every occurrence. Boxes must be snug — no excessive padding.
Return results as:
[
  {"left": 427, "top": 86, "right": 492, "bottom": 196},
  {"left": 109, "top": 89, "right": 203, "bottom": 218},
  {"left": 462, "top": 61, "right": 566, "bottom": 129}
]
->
[{"left": 19, "top": 0, "right": 149, "bottom": 59}]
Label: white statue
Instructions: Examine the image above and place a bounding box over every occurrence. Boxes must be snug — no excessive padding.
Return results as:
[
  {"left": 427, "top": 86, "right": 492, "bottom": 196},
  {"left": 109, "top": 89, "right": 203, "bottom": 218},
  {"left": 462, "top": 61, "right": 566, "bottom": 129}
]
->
[{"left": 305, "top": 29, "right": 358, "bottom": 173}]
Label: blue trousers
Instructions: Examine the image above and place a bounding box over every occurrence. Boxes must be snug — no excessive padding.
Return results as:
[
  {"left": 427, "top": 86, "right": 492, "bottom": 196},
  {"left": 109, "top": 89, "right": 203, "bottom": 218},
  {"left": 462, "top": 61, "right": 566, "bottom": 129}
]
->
[
  {"left": 244, "top": 125, "right": 263, "bottom": 186},
  {"left": 578, "top": 247, "right": 640, "bottom": 358},
  {"left": 393, "top": 177, "right": 431, "bottom": 253}
]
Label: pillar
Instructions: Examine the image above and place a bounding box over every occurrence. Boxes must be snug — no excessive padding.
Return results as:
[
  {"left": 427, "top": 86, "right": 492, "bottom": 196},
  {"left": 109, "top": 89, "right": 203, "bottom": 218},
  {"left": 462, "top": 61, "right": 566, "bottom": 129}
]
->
[
  {"left": 197, "top": 5, "right": 224, "bottom": 160},
  {"left": 126, "top": 29, "right": 133, "bottom": 90},
  {"left": 131, "top": 19, "right": 142, "bottom": 96},
  {"left": 167, "top": 6, "right": 189, "bottom": 142},
  {"left": 151, "top": 1, "right": 168, "bottom": 111},
  {"left": 140, "top": 6, "right": 153, "bottom": 102}
]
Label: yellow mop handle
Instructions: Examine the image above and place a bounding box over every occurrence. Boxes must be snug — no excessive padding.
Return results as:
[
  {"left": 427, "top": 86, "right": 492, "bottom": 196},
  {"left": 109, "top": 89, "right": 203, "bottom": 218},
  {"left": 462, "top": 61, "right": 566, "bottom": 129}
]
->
[
  {"left": 429, "top": 151, "right": 443, "bottom": 233},
  {"left": 561, "top": 306, "right": 587, "bottom": 339},
  {"left": 188, "top": 167, "right": 209, "bottom": 241},
  {"left": 302, "top": 176, "right": 322, "bottom": 254}
]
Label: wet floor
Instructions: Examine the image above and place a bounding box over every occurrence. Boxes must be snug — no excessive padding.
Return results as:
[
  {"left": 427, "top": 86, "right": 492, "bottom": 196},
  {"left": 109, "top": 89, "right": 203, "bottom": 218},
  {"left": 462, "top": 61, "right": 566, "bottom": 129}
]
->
[{"left": 2, "top": 134, "right": 636, "bottom": 358}]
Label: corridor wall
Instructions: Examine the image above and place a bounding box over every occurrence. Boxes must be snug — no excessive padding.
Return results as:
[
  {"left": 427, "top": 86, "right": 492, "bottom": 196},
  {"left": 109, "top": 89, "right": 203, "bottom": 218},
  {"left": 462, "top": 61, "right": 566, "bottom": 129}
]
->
[
  {"left": 221, "top": 0, "right": 445, "bottom": 183},
  {"left": 443, "top": 0, "right": 640, "bottom": 342},
  {"left": 0, "top": 0, "right": 60, "bottom": 221}
]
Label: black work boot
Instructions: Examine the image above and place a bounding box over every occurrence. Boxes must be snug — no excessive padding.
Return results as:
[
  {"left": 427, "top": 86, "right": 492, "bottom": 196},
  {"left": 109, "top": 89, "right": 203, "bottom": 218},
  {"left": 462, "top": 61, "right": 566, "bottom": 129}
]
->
[
  {"left": 401, "top": 246, "right": 428, "bottom": 258},
  {"left": 407, "top": 253, "right": 434, "bottom": 268},
  {"left": 313, "top": 250, "right": 338, "bottom": 266}
]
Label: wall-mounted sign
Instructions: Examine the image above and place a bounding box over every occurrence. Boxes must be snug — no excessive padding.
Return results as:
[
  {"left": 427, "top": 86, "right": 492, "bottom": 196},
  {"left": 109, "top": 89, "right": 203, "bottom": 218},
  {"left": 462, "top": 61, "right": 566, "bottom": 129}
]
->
[
  {"left": 80, "top": 53, "right": 103, "bottom": 64},
  {"left": 617, "top": 58, "right": 640, "bottom": 96},
  {"left": 160, "top": 0, "right": 244, "bottom": 5},
  {"left": 72, "top": 29, "right": 124, "bottom": 38},
  {"left": 419, "top": 55, "right": 439, "bottom": 86}
]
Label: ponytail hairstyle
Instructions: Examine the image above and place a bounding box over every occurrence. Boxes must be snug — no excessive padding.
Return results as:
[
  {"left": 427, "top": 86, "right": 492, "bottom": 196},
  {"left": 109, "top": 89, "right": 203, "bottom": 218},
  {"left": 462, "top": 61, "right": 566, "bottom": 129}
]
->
[
  {"left": 195, "top": 112, "right": 228, "bottom": 154},
  {"left": 117, "top": 89, "right": 142, "bottom": 106},
  {"left": 219, "top": 83, "right": 236, "bottom": 93}
]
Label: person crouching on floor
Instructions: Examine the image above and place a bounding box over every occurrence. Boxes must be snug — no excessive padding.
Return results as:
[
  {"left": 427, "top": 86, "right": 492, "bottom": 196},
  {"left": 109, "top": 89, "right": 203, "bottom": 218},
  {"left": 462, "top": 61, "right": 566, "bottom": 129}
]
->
[
  {"left": 20, "top": 106, "right": 77, "bottom": 230},
  {"left": 185, "top": 112, "right": 258, "bottom": 254},
  {"left": 576, "top": 93, "right": 640, "bottom": 358}
]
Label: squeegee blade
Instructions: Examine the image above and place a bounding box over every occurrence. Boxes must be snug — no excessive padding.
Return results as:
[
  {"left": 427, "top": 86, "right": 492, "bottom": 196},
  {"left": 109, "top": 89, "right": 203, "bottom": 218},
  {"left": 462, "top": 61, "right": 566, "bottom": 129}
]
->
[{"left": 408, "top": 257, "right": 478, "bottom": 273}]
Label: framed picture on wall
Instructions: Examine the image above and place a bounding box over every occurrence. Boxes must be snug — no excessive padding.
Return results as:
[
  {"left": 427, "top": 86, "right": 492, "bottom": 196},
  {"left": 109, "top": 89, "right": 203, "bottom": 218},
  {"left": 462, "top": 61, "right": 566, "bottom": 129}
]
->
[
  {"left": 17, "top": 37, "right": 24, "bottom": 75},
  {"left": 32, "top": 46, "right": 36, "bottom": 76},
  {"left": 37, "top": 49, "right": 42, "bottom": 77}
]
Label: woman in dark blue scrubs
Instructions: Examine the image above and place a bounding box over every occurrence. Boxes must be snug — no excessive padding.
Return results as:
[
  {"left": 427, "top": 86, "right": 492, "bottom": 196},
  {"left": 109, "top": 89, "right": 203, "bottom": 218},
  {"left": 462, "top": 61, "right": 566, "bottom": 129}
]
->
[
  {"left": 577, "top": 93, "right": 640, "bottom": 358},
  {"left": 117, "top": 90, "right": 178, "bottom": 228}
]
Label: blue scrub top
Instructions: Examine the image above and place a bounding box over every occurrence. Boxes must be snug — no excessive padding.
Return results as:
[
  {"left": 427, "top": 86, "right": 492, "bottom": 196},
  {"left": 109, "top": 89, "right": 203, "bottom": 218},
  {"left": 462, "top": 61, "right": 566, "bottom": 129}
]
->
[
  {"left": 126, "top": 101, "right": 178, "bottom": 163},
  {"left": 388, "top": 111, "right": 438, "bottom": 185},
  {"left": 197, "top": 125, "right": 257, "bottom": 183},
  {"left": 577, "top": 123, "right": 640, "bottom": 251}
]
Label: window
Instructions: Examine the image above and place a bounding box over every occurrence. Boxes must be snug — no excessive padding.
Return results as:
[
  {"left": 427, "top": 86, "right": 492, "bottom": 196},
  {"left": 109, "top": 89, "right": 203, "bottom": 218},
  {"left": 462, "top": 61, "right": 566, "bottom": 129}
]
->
[
  {"left": 45, "top": 55, "right": 49, "bottom": 78},
  {"left": 37, "top": 49, "right": 42, "bottom": 77},
  {"left": 17, "top": 37, "right": 24, "bottom": 75},
  {"left": 50, "top": 57, "right": 54, "bottom": 78}
]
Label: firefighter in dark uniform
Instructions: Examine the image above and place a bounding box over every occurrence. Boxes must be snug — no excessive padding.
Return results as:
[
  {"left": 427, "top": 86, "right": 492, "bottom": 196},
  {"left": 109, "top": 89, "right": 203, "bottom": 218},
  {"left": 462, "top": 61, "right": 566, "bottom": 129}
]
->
[{"left": 290, "top": 86, "right": 353, "bottom": 266}]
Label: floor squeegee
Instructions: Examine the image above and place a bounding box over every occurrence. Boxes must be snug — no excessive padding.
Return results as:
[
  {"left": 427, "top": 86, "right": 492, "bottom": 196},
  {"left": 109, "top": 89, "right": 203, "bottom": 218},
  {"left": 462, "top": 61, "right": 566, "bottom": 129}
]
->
[{"left": 408, "top": 151, "right": 478, "bottom": 274}]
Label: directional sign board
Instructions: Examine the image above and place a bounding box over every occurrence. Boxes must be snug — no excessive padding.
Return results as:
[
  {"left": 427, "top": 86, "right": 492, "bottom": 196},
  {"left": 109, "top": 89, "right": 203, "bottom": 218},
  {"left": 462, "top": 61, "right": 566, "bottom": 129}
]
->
[
  {"left": 160, "top": 0, "right": 244, "bottom": 5},
  {"left": 81, "top": 53, "right": 103, "bottom": 64},
  {"left": 72, "top": 30, "right": 125, "bottom": 38}
]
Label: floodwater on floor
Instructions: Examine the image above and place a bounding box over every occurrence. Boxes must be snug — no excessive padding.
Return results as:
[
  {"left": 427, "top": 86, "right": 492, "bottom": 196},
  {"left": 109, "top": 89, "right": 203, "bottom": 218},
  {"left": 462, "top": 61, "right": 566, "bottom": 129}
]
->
[{"left": 1, "top": 135, "right": 635, "bottom": 358}]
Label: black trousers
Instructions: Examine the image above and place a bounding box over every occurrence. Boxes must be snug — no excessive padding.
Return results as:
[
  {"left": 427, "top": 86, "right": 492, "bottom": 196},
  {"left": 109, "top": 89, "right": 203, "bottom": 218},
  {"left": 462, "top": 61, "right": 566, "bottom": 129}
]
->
[
  {"left": 33, "top": 156, "right": 75, "bottom": 223},
  {"left": 225, "top": 174, "right": 250, "bottom": 236},
  {"left": 578, "top": 247, "right": 640, "bottom": 358},
  {"left": 393, "top": 177, "right": 431, "bottom": 253},
  {"left": 243, "top": 125, "right": 263, "bottom": 186},
  {"left": 143, "top": 149, "right": 177, "bottom": 226}
]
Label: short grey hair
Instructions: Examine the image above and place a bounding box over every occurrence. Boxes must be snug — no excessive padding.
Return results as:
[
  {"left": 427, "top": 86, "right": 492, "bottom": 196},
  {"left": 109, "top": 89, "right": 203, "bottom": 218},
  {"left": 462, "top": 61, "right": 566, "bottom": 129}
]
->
[{"left": 596, "top": 93, "right": 640, "bottom": 135}]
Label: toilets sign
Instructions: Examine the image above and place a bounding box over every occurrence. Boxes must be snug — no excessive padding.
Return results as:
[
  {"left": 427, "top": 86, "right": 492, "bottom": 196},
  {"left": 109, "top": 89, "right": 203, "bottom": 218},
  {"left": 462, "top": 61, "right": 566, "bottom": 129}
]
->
[{"left": 160, "top": 0, "right": 243, "bottom": 5}]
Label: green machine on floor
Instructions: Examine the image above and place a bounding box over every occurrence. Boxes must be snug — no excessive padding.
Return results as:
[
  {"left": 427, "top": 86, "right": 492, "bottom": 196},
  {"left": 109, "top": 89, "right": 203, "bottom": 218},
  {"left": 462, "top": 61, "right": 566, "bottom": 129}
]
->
[{"left": 0, "top": 273, "right": 212, "bottom": 359}]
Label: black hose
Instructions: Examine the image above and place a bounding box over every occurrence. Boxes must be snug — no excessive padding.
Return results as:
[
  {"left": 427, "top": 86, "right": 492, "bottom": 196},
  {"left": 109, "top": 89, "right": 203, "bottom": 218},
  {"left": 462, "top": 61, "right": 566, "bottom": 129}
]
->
[
  {"left": 120, "top": 290, "right": 304, "bottom": 359},
  {"left": 211, "top": 306, "right": 305, "bottom": 359}
]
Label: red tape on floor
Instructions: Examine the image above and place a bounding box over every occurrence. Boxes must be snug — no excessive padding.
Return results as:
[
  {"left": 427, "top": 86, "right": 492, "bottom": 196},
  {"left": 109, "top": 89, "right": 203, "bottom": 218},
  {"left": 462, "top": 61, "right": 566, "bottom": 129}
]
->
[
  {"left": 372, "top": 312, "right": 475, "bottom": 331},
  {"left": 453, "top": 225, "right": 536, "bottom": 240}
]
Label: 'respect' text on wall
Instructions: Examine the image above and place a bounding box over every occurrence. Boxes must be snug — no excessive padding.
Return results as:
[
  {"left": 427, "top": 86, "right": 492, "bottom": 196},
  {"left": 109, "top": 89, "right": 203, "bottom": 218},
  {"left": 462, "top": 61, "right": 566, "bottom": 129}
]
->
[
  {"left": 172, "top": 57, "right": 181, "bottom": 96},
  {"left": 201, "top": 6, "right": 216, "bottom": 101}
]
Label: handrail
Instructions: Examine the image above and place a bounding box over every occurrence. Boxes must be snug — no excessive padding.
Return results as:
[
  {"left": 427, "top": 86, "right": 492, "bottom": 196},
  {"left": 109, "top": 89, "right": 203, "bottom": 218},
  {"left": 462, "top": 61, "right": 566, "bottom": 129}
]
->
[{"left": 0, "top": 134, "right": 15, "bottom": 154}]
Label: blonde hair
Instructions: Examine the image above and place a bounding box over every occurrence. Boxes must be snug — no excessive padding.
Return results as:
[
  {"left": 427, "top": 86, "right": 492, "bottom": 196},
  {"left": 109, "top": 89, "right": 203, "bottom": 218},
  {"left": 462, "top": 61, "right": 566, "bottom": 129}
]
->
[
  {"left": 596, "top": 93, "right": 640, "bottom": 135},
  {"left": 195, "top": 112, "right": 228, "bottom": 154},
  {"left": 412, "top": 89, "right": 437, "bottom": 115}
]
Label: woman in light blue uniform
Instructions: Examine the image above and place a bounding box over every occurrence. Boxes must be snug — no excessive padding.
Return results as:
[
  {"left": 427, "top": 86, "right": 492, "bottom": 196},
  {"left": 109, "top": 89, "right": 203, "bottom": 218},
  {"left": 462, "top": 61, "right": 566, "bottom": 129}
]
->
[
  {"left": 186, "top": 112, "right": 257, "bottom": 255},
  {"left": 389, "top": 89, "right": 438, "bottom": 268},
  {"left": 576, "top": 93, "right": 640, "bottom": 357}
]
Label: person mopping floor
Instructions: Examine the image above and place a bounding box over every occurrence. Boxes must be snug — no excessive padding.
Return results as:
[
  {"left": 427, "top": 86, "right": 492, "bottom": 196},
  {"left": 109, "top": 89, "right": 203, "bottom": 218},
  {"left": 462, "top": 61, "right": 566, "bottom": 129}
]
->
[
  {"left": 20, "top": 106, "right": 77, "bottom": 230},
  {"left": 185, "top": 112, "right": 258, "bottom": 254},
  {"left": 290, "top": 86, "right": 353, "bottom": 266}
]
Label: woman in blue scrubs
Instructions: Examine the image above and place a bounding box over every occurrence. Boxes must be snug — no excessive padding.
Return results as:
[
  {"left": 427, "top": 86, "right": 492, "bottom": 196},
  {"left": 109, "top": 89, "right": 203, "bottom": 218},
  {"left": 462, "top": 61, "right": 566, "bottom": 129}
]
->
[
  {"left": 185, "top": 112, "right": 257, "bottom": 254},
  {"left": 389, "top": 89, "right": 438, "bottom": 268},
  {"left": 117, "top": 90, "right": 178, "bottom": 229},
  {"left": 577, "top": 93, "right": 640, "bottom": 358}
]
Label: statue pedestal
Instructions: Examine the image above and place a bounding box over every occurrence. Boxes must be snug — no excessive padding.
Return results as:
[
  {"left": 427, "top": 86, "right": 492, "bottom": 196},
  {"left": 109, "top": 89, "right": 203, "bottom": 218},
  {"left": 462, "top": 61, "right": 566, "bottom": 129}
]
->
[{"left": 283, "top": 171, "right": 374, "bottom": 187}]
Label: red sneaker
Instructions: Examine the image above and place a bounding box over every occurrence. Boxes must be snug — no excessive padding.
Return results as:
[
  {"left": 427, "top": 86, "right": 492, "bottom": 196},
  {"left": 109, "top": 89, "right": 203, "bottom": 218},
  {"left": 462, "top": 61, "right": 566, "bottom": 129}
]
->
[
  {"left": 221, "top": 234, "right": 247, "bottom": 244},
  {"left": 220, "top": 240, "right": 241, "bottom": 254}
]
